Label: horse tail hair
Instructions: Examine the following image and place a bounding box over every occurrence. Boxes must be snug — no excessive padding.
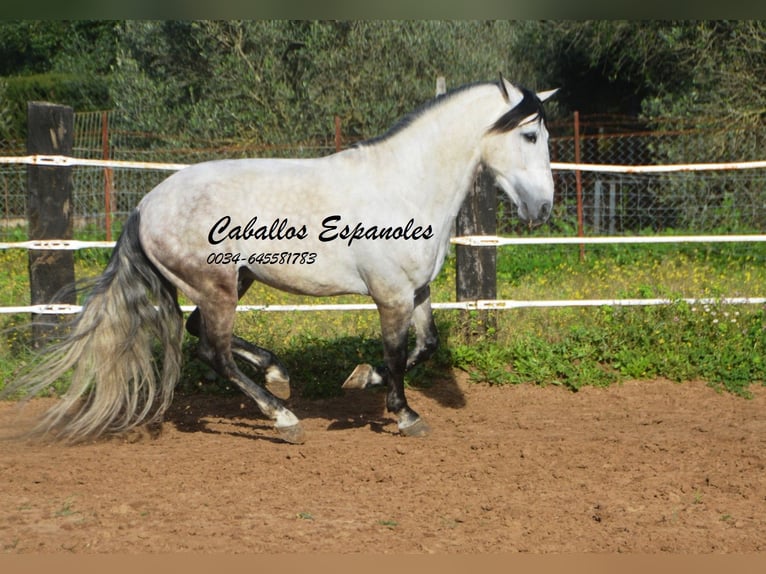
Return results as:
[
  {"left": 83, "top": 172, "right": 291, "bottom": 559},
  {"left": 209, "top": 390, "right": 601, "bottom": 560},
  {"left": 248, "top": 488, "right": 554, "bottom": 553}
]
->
[{"left": 6, "top": 210, "right": 183, "bottom": 442}]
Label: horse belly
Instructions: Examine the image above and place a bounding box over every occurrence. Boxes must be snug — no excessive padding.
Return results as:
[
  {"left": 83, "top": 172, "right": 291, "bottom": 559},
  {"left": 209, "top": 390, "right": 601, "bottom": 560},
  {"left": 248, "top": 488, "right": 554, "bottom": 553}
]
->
[{"left": 232, "top": 239, "right": 366, "bottom": 297}]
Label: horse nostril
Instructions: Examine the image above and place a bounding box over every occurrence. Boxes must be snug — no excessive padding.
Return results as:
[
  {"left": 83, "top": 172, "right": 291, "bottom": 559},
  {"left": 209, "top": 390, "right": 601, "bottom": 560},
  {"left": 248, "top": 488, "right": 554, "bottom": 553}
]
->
[
  {"left": 520, "top": 200, "right": 551, "bottom": 225},
  {"left": 539, "top": 201, "right": 551, "bottom": 221}
]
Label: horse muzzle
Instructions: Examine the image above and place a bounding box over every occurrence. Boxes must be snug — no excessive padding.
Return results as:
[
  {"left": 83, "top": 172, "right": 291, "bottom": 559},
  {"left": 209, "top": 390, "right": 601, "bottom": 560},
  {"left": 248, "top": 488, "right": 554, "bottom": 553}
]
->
[{"left": 519, "top": 199, "right": 552, "bottom": 228}]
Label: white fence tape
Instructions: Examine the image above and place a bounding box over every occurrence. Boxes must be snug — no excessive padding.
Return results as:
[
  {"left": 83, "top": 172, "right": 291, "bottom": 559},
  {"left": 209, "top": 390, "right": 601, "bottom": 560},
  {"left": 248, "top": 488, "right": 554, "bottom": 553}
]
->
[
  {"left": 0, "top": 239, "right": 117, "bottom": 250},
  {"left": 7, "top": 234, "right": 766, "bottom": 251},
  {"left": 7, "top": 234, "right": 766, "bottom": 252},
  {"left": 451, "top": 234, "right": 766, "bottom": 247},
  {"left": 4, "top": 154, "right": 766, "bottom": 173},
  {"left": 0, "top": 154, "right": 189, "bottom": 171},
  {"left": 551, "top": 160, "right": 766, "bottom": 173},
  {"left": 10, "top": 297, "right": 766, "bottom": 316}
]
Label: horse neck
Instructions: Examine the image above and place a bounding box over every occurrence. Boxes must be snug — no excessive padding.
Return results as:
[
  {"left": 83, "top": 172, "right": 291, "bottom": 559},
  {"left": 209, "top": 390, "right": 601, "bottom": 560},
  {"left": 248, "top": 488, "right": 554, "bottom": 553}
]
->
[{"left": 367, "top": 85, "right": 501, "bottom": 222}]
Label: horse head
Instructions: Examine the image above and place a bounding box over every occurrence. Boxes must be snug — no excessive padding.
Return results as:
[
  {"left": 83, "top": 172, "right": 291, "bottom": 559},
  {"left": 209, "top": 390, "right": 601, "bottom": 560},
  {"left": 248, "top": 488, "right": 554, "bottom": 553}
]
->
[{"left": 481, "top": 77, "right": 558, "bottom": 227}]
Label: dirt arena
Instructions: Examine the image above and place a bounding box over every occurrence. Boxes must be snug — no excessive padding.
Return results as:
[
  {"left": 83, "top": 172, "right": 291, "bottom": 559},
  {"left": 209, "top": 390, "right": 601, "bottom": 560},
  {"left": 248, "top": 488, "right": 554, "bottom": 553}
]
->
[{"left": 1, "top": 373, "right": 764, "bottom": 554}]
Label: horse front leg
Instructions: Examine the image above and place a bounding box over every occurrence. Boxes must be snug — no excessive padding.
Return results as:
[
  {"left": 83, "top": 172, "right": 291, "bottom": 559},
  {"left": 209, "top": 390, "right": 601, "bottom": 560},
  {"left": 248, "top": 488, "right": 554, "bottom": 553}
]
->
[
  {"left": 342, "top": 285, "right": 438, "bottom": 390},
  {"left": 378, "top": 302, "right": 430, "bottom": 437},
  {"left": 406, "top": 285, "right": 439, "bottom": 371}
]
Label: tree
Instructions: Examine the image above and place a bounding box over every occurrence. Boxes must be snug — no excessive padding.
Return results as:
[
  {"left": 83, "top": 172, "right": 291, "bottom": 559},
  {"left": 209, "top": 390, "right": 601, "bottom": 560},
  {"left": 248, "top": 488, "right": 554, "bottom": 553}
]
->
[
  {"left": 515, "top": 21, "right": 766, "bottom": 132},
  {"left": 108, "top": 21, "right": 531, "bottom": 147},
  {"left": 513, "top": 21, "right": 766, "bottom": 231},
  {"left": 641, "top": 22, "right": 766, "bottom": 129},
  {"left": 0, "top": 21, "right": 117, "bottom": 143}
]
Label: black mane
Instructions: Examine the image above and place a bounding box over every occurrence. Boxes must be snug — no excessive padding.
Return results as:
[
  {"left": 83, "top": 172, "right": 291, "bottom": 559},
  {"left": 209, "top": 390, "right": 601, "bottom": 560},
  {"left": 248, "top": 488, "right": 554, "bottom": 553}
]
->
[
  {"left": 353, "top": 81, "right": 492, "bottom": 148},
  {"left": 489, "top": 87, "right": 546, "bottom": 133},
  {"left": 354, "top": 81, "right": 544, "bottom": 149}
]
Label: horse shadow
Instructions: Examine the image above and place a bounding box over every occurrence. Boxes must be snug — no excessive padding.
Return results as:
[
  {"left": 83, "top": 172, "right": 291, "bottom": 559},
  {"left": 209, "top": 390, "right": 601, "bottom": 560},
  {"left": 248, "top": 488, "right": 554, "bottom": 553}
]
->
[{"left": 166, "top": 334, "right": 467, "bottom": 441}]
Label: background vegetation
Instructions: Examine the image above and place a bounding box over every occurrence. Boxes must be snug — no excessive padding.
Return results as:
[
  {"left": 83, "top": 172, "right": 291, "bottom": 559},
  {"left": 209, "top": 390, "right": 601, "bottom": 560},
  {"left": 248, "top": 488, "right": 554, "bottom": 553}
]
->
[{"left": 1, "top": 21, "right": 765, "bottom": 148}]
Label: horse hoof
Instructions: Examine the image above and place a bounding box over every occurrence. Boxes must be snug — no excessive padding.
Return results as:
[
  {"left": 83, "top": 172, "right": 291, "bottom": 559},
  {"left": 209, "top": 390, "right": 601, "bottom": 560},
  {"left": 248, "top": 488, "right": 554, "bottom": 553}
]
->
[
  {"left": 342, "top": 364, "right": 384, "bottom": 390},
  {"left": 265, "top": 378, "right": 291, "bottom": 400},
  {"left": 277, "top": 423, "right": 306, "bottom": 444},
  {"left": 399, "top": 418, "right": 431, "bottom": 438},
  {"left": 265, "top": 367, "right": 291, "bottom": 400},
  {"left": 342, "top": 364, "right": 374, "bottom": 389}
]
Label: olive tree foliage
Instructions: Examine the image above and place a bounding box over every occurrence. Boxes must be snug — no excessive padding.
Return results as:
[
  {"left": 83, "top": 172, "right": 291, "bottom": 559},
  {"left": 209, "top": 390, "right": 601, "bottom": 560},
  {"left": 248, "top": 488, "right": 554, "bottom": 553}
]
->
[
  {"left": 0, "top": 78, "right": 12, "bottom": 145},
  {"left": 0, "top": 21, "right": 116, "bottom": 144},
  {"left": 0, "top": 21, "right": 115, "bottom": 77},
  {"left": 514, "top": 21, "right": 766, "bottom": 231},
  {"left": 640, "top": 22, "right": 766, "bottom": 128},
  {"left": 515, "top": 21, "right": 766, "bottom": 132},
  {"left": 633, "top": 21, "right": 766, "bottom": 164},
  {"left": 108, "top": 21, "right": 535, "bottom": 148}
]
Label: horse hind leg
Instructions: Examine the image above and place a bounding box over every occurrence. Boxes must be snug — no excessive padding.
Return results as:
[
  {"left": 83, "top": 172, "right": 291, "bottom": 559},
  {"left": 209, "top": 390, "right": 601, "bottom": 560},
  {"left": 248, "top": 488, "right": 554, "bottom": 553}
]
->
[
  {"left": 220, "top": 349, "right": 305, "bottom": 444},
  {"left": 186, "top": 271, "right": 291, "bottom": 400},
  {"left": 231, "top": 336, "right": 291, "bottom": 400},
  {"left": 342, "top": 363, "right": 385, "bottom": 390},
  {"left": 192, "top": 300, "right": 305, "bottom": 444}
]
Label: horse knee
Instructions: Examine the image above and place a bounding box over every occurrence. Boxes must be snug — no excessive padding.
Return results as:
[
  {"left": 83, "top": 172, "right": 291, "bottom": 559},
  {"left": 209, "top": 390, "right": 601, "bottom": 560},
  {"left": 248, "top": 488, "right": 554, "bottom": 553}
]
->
[
  {"left": 406, "top": 333, "right": 439, "bottom": 370},
  {"left": 424, "top": 332, "right": 439, "bottom": 357}
]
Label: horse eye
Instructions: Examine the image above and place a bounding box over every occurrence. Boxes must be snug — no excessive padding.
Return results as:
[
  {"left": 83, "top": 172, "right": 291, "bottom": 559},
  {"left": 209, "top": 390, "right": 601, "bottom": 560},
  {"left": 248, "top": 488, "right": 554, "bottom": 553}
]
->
[{"left": 522, "top": 132, "right": 538, "bottom": 144}]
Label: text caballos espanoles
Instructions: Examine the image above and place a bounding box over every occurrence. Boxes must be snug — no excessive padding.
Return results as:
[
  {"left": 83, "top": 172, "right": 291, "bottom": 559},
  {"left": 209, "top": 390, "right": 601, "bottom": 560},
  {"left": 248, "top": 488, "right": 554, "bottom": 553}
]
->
[{"left": 207, "top": 215, "right": 434, "bottom": 247}]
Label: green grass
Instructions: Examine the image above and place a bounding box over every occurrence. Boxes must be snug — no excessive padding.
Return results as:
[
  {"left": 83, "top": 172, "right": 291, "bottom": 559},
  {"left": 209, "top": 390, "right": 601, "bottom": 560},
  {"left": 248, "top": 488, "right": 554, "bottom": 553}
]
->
[{"left": 2, "top": 233, "right": 766, "bottom": 400}]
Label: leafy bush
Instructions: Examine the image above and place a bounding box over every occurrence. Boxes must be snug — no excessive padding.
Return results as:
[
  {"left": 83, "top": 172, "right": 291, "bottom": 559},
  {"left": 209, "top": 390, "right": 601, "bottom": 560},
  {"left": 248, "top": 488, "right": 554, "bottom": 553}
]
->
[{"left": 1, "top": 72, "right": 110, "bottom": 142}]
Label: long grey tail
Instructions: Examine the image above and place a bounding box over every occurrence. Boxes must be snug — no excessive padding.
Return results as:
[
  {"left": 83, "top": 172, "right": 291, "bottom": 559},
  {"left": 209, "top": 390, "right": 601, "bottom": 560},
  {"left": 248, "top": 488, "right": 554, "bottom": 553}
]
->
[{"left": 6, "top": 210, "right": 183, "bottom": 442}]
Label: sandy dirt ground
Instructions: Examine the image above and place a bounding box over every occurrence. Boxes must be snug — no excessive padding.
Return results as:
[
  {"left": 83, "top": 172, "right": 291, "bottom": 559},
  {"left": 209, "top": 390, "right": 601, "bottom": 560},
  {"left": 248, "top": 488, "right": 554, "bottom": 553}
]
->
[{"left": 1, "top": 373, "right": 764, "bottom": 554}]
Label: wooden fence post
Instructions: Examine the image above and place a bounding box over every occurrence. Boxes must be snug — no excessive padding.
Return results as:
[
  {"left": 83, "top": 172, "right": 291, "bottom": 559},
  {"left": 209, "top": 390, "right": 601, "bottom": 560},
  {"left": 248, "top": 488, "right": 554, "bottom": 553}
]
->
[
  {"left": 27, "top": 102, "right": 76, "bottom": 346},
  {"left": 455, "top": 164, "right": 497, "bottom": 339}
]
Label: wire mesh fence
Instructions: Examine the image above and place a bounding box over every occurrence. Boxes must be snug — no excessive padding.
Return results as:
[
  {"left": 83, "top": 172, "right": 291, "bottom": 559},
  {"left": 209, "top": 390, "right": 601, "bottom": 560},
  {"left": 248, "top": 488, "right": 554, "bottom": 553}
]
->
[
  {"left": 1, "top": 110, "right": 765, "bottom": 240},
  {"left": 542, "top": 115, "right": 766, "bottom": 235}
]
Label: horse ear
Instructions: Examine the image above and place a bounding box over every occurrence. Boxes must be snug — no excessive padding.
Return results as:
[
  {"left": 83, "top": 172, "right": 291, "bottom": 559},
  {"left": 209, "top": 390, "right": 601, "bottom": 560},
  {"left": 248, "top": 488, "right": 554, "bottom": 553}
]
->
[
  {"left": 536, "top": 88, "right": 559, "bottom": 103},
  {"left": 499, "top": 73, "right": 510, "bottom": 102},
  {"left": 498, "top": 75, "right": 524, "bottom": 107}
]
